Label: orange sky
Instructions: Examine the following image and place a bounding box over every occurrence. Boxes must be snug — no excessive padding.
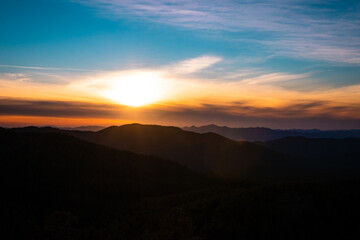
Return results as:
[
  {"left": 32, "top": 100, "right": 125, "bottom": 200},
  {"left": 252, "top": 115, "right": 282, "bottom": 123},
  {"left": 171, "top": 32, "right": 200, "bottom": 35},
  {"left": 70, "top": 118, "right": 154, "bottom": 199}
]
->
[{"left": 1, "top": 56, "right": 360, "bottom": 129}]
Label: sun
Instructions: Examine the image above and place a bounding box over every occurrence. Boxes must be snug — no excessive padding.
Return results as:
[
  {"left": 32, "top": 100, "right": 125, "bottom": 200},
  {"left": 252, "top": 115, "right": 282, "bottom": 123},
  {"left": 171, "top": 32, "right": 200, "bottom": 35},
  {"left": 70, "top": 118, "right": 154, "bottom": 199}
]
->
[{"left": 102, "top": 72, "right": 167, "bottom": 107}]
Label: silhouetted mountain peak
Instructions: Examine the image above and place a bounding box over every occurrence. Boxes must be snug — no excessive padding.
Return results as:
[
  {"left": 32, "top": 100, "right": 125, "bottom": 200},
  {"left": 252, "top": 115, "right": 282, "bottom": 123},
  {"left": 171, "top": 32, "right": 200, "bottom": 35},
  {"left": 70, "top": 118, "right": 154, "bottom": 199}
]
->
[
  {"left": 100, "top": 123, "right": 184, "bottom": 134},
  {"left": 12, "top": 126, "right": 61, "bottom": 133}
]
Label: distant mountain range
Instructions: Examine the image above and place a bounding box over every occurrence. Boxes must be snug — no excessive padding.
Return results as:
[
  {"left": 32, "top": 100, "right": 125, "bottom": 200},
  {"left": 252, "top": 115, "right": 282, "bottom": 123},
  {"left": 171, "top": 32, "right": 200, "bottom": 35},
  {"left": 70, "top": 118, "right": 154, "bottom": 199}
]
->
[
  {"left": 60, "top": 125, "right": 105, "bottom": 131},
  {"left": 184, "top": 124, "right": 360, "bottom": 141}
]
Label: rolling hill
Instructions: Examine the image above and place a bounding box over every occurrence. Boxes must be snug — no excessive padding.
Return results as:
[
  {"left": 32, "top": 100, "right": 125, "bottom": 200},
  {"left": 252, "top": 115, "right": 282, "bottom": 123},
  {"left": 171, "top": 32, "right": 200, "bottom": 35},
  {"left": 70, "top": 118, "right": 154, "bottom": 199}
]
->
[{"left": 15, "top": 124, "right": 304, "bottom": 178}]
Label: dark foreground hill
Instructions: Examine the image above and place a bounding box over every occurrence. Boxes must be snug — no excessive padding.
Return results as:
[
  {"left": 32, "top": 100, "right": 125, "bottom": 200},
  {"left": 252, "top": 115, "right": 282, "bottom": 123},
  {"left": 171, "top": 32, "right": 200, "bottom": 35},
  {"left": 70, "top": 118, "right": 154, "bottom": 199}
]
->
[
  {"left": 2, "top": 127, "right": 360, "bottom": 239},
  {"left": 16, "top": 124, "right": 306, "bottom": 179},
  {"left": 0, "top": 128, "right": 212, "bottom": 238},
  {"left": 184, "top": 124, "right": 360, "bottom": 141}
]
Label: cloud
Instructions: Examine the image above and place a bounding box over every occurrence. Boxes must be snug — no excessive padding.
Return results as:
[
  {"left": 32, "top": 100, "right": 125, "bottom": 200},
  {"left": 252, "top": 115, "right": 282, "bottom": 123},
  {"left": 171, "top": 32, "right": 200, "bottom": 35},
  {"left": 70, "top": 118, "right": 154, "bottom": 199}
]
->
[
  {"left": 0, "top": 64, "right": 97, "bottom": 72},
  {"left": 0, "top": 73, "right": 30, "bottom": 82},
  {"left": 66, "top": 56, "right": 359, "bottom": 115},
  {"left": 166, "top": 55, "right": 222, "bottom": 74},
  {"left": 1, "top": 97, "right": 359, "bottom": 129},
  {"left": 0, "top": 98, "right": 122, "bottom": 118},
  {"left": 76, "top": 0, "right": 360, "bottom": 64},
  {"left": 0, "top": 64, "right": 102, "bottom": 85},
  {"left": 0, "top": 71, "right": 78, "bottom": 85},
  {"left": 2, "top": 55, "right": 359, "bottom": 129},
  {"left": 240, "top": 73, "right": 309, "bottom": 85},
  {"left": 264, "top": 39, "right": 360, "bottom": 65}
]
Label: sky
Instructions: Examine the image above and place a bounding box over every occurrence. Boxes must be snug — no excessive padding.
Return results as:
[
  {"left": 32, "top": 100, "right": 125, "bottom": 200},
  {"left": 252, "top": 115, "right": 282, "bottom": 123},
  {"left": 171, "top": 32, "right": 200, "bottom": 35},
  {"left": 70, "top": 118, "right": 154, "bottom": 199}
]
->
[{"left": 0, "top": 0, "right": 360, "bottom": 129}]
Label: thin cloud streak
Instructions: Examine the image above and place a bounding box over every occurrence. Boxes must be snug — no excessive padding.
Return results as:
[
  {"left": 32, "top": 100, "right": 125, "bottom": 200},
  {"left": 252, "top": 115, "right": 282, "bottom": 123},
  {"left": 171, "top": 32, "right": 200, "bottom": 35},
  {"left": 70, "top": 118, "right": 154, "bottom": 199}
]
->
[
  {"left": 0, "top": 64, "right": 99, "bottom": 72},
  {"left": 165, "top": 55, "right": 222, "bottom": 75},
  {"left": 240, "top": 73, "right": 309, "bottom": 85}
]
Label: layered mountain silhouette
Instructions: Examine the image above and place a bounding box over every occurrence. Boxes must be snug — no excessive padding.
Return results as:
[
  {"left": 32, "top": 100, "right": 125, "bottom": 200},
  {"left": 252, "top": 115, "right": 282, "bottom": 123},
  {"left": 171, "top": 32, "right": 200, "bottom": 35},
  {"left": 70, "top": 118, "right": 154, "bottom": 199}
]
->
[
  {"left": 11, "top": 123, "right": 360, "bottom": 178},
  {"left": 13, "top": 124, "right": 304, "bottom": 178},
  {"left": 184, "top": 124, "right": 360, "bottom": 141},
  {"left": 3, "top": 125, "right": 360, "bottom": 239}
]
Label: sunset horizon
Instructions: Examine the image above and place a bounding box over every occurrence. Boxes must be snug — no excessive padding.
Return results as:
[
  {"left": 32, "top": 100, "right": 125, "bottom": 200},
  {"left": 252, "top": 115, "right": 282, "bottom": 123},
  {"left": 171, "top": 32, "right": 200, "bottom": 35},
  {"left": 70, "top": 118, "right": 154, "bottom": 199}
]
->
[
  {"left": 1, "top": 0, "right": 360, "bottom": 129},
  {"left": 2, "top": 1, "right": 360, "bottom": 238}
]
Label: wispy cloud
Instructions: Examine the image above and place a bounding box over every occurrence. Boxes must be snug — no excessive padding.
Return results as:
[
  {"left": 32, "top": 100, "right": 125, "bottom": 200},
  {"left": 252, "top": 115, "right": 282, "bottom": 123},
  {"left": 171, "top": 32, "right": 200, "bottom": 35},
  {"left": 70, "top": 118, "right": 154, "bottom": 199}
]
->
[
  {"left": 240, "top": 73, "right": 309, "bottom": 85},
  {"left": 0, "top": 73, "right": 30, "bottom": 82},
  {"left": 0, "top": 64, "right": 98, "bottom": 72},
  {"left": 76, "top": 0, "right": 360, "bottom": 64},
  {"left": 165, "top": 55, "right": 222, "bottom": 74},
  {"left": 0, "top": 71, "right": 80, "bottom": 85}
]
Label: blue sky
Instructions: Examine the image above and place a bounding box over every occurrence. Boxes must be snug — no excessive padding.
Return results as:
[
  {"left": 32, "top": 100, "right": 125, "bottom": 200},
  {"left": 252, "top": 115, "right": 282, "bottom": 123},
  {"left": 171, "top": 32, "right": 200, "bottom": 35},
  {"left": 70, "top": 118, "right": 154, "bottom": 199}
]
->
[
  {"left": 1, "top": 0, "right": 359, "bottom": 76},
  {"left": 0, "top": 0, "right": 360, "bottom": 128}
]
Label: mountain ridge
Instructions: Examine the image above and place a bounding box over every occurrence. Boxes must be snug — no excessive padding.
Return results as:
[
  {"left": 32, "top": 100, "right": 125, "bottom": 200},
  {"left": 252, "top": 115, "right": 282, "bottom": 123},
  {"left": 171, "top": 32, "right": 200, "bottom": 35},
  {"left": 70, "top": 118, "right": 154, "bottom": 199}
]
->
[
  {"left": 11, "top": 124, "right": 301, "bottom": 179},
  {"left": 184, "top": 124, "right": 360, "bottom": 141}
]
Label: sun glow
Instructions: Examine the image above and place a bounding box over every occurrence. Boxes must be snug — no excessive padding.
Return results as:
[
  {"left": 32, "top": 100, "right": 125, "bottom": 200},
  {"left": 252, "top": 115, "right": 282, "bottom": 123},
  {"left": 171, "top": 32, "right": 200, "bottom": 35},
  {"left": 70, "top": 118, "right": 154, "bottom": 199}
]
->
[{"left": 102, "top": 72, "right": 168, "bottom": 107}]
